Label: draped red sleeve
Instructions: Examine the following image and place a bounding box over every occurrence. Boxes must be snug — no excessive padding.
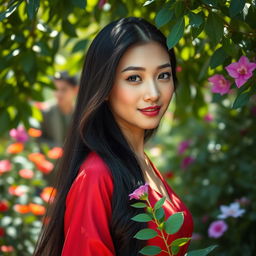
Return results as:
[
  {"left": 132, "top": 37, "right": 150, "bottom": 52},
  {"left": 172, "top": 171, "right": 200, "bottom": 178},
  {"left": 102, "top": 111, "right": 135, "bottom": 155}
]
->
[{"left": 62, "top": 152, "right": 116, "bottom": 256}]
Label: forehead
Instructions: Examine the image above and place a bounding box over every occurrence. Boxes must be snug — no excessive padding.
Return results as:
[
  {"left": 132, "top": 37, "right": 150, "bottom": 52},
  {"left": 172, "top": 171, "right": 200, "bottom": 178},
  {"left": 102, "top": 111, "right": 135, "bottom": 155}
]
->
[
  {"left": 117, "top": 42, "right": 170, "bottom": 71},
  {"left": 54, "top": 80, "right": 74, "bottom": 89}
]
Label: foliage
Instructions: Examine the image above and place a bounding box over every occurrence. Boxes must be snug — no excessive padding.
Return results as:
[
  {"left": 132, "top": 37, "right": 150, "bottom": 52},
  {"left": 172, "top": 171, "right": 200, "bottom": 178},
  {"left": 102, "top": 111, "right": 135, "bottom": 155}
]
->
[
  {"left": 0, "top": 128, "right": 59, "bottom": 255},
  {"left": 1, "top": 0, "right": 256, "bottom": 255}
]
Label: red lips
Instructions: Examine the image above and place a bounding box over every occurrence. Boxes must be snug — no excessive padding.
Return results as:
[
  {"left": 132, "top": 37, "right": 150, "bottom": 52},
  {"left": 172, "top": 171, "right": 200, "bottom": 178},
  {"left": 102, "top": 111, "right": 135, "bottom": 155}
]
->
[{"left": 139, "top": 106, "right": 161, "bottom": 111}]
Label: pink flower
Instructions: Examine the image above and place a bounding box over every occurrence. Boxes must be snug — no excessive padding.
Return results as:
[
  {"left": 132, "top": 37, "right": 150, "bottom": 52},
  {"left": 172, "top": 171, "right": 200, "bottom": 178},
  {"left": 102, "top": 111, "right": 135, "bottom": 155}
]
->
[
  {"left": 225, "top": 56, "right": 256, "bottom": 88},
  {"left": 9, "top": 126, "right": 29, "bottom": 142},
  {"left": 204, "top": 113, "right": 213, "bottom": 122},
  {"left": 178, "top": 140, "right": 190, "bottom": 155},
  {"left": 129, "top": 183, "right": 149, "bottom": 200},
  {"left": 19, "top": 169, "right": 34, "bottom": 179},
  {"left": 0, "top": 160, "right": 12, "bottom": 175},
  {"left": 181, "top": 156, "right": 195, "bottom": 169},
  {"left": 208, "top": 74, "right": 231, "bottom": 95},
  {"left": 208, "top": 220, "right": 228, "bottom": 238},
  {"left": 98, "top": 0, "right": 107, "bottom": 8}
]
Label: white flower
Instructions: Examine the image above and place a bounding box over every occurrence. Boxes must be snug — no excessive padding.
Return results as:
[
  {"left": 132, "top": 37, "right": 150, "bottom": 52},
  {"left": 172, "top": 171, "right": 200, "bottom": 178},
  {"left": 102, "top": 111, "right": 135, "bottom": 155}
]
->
[{"left": 218, "top": 202, "right": 245, "bottom": 219}]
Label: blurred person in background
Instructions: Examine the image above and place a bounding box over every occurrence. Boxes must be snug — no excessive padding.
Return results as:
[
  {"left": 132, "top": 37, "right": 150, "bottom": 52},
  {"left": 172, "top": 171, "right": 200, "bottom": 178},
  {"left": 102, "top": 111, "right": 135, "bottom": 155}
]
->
[{"left": 40, "top": 71, "right": 79, "bottom": 147}]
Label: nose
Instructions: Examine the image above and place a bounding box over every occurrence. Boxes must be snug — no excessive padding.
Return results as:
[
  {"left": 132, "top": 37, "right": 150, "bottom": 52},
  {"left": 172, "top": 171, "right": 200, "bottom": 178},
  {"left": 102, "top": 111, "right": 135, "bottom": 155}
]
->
[{"left": 143, "top": 80, "right": 160, "bottom": 102}]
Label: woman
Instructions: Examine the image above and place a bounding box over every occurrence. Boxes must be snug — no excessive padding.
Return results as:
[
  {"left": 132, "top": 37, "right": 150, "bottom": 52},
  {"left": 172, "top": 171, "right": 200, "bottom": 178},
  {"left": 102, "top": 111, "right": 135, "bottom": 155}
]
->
[{"left": 33, "top": 17, "right": 193, "bottom": 256}]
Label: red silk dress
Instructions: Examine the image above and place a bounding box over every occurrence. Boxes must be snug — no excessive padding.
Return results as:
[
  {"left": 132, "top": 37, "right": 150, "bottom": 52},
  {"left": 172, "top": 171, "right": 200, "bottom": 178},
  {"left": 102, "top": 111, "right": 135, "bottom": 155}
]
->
[{"left": 62, "top": 152, "right": 193, "bottom": 256}]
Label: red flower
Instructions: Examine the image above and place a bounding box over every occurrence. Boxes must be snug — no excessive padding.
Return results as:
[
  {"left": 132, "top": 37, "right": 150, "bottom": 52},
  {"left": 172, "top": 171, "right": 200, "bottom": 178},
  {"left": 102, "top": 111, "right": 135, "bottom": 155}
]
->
[
  {"left": 29, "top": 203, "right": 46, "bottom": 216},
  {"left": 28, "top": 128, "right": 42, "bottom": 137},
  {"left": 0, "top": 200, "right": 9, "bottom": 212},
  {"left": 36, "top": 160, "right": 54, "bottom": 174},
  {"left": 1, "top": 245, "right": 14, "bottom": 252},
  {"left": 0, "top": 227, "right": 5, "bottom": 237},
  {"left": 28, "top": 152, "right": 45, "bottom": 163},
  {"left": 47, "top": 147, "right": 63, "bottom": 159},
  {"left": 8, "top": 185, "right": 27, "bottom": 196},
  {"left": 19, "top": 169, "right": 34, "bottom": 179},
  {"left": 13, "top": 204, "right": 30, "bottom": 214},
  {"left": 40, "top": 187, "right": 57, "bottom": 203},
  {"left": 0, "top": 160, "right": 12, "bottom": 175}
]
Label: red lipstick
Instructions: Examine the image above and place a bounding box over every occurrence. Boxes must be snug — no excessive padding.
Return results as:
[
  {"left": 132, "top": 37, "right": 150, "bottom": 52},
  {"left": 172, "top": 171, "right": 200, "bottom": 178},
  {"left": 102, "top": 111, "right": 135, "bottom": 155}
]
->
[{"left": 139, "top": 105, "right": 161, "bottom": 117}]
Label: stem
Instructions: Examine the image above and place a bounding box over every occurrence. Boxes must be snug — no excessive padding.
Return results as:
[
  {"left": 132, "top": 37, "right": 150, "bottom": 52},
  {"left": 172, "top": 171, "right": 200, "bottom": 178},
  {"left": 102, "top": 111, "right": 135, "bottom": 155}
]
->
[{"left": 146, "top": 199, "right": 172, "bottom": 256}]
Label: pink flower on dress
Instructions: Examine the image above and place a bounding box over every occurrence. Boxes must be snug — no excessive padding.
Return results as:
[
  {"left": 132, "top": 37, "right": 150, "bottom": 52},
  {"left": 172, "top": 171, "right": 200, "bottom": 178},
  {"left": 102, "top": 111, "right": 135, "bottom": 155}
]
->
[
  {"left": 129, "top": 183, "right": 149, "bottom": 200},
  {"left": 225, "top": 56, "right": 256, "bottom": 88},
  {"left": 208, "top": 75, "right": 231, "bottom": 95},
  {"left": 208, "top": 220, "right": 228, "bottom": 238},
  {"left": 9, "top": 126, "right": 28, "bottom": 143},
  {"left": 178, "top": 140, "right": 190, "bottom": 155},
  {"left": 0, "top": 160, "right": 12, "bottom": 175}
]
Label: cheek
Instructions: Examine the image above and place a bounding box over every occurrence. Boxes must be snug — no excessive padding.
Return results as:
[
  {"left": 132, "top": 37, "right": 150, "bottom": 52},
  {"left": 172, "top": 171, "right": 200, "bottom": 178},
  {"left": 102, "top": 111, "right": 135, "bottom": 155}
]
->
[
  {"left": 109, "top": 85, "right": 138, "bottom": 108},
  {"left": 161, "top": 85, "right": 174, "bottom": 104}
]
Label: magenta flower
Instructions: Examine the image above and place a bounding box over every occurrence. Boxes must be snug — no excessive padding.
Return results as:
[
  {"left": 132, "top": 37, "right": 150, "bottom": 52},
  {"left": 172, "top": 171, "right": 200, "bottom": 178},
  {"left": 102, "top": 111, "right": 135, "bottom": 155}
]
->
[
  {"left": 129, "top": 183, "right": 149, "bottom": 200},
  {"left": 208, "top": 74, "right": 231, "bottom": 95},
  {"left": 0, "top": 160, "right": 12, "bottom": 175},
  {"left": 9, "top": 127, "right": 29, "bottom": 143},
  {"left": 181, "top": 156, "right": 195, "bottom": 169},
  {"left": 204, "top": 113, "right": 213, "bottom": 122},
  {"left": 208, "top": 220, "right": 228, "bottom": 238},
  {"left": 178, "top": 140, "right": 190, "bottom": 155},
  {"left": 225, "top": 56, "right": 256, "bottom": 88}
]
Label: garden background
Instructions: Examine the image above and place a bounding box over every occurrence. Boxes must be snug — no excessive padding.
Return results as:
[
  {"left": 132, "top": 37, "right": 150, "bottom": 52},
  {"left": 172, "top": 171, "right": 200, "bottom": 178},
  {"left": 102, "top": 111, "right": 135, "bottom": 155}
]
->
[{"left": 0, "top": 0, "right": 255, "bottom": 255}]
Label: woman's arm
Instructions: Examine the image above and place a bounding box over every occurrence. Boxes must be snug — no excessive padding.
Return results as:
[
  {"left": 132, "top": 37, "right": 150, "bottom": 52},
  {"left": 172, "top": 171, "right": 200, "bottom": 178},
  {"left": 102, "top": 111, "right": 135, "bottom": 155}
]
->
[{"left": 62, "top": 157, "right": 115, "bottom": 256}]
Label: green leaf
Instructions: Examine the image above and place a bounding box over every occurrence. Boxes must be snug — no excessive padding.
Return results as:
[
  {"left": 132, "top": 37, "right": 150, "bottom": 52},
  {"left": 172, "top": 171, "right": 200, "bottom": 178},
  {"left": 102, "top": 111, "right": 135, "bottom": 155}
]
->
[
  {"left": 171, "top": 245, "right": 180, "bottom": 255},
  {"left": 205, "top": 13, "right": 224, "bottom": 46},
  {"left": 155, "top": 7, "right": 173, "bottom": 28},
  {"left": 202, "top": 0, "right": 218, "bottom": 8},
  {"left": 26, "top": 0, "right": 40, "bottom": 20},
  {"left": 229, "top": 0, "right": 246, "bottom": 17},
  {"left": 143, "top": 0, "right": 155, "bottom": 6},
  {"left": 21, "top": 51, "right": 36, "bottom": 73},
  {"left": 209, "top": 47, "right": 227, "bottom": 69},
  {"left": 185, "top": 245, "right": 218, "bottom": 256},
  {"left": 165, "top": 212, "right": 184, "bottom": 235},
  {"left": 70, "top": 0, "right": 86, "bottom": 8},
  {"left": 134, "top": 228, "right": 158, "bottom": 240},
  {"left": 191, "top": 23, "right": 204, "bottom": 39},
  {"left": 131, "top": 213, "right": 152, "bottom": 222},
  {"left": 167, "top": 17, "right": 185, "bottom": 49},
  {"left": 131, "top": 202, "right": 147, "bottom": 208},
  {"left": 0, "top": 2, "right": 21, "bottom": 22},
  {"left": 154, "top": 196, "right": 166, "bottom": 210},
  {"left": 171, "top": 237, "right": 191, "bottom": 247},
  {"left": 62, "top": 19, "right": 77, "bottom": 37},
  {"left": 155, "top": 207, "right": 165, "bottom": 221},
  {"left": 139, "top": 245, "right": 162, "bottom": 255},
  {"left": 232, "top": 91, "right": 251, "bottom": 109},
  {"left": 72, "top": 39, "right": 88, "bottom": 53},
  {"left": 188, "top": 12, "right": 204, "bottom": 28},
  {"left": 174, "top": 1, "right": 186, "bottom": 17}
]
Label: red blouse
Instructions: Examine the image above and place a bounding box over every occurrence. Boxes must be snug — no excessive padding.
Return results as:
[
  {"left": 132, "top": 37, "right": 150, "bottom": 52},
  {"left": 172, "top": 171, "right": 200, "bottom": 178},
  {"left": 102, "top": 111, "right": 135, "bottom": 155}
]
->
[{"left": 62, "top": 152, "right": 193, "bottom": 256}]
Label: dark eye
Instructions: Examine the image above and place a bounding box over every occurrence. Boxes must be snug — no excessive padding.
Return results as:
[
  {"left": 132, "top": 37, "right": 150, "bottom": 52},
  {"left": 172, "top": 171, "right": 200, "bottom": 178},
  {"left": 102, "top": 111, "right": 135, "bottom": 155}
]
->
[
  {"left": 159, "top": 72, "right": 171, "bottom": 80},
  {"left": 126, "top": 75, "right": 141, "bottom": 82}
]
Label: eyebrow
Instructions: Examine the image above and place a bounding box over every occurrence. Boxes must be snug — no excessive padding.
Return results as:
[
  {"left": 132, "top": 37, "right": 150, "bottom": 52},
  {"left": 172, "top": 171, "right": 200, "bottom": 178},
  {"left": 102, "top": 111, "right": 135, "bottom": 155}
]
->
[{"left": 121, "top": 63, "right": 171, "bottom": 73}]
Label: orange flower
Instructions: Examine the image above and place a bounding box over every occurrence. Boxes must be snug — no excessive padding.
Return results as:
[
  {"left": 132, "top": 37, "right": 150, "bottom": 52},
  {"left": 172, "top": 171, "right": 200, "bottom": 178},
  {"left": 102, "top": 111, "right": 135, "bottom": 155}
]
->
[
  {"left": 36, "top": 160, "right": 54, "bottom": 174},
  {"left": 29, "top": 203, "right": 46, "bottom": 216},
  {"left": 19, "top": 169, "right": 34, "bottom": 179},
  {"left": 13, "top": 204, "right": 30, "bottom": 214},
  {"left": 7, "top": 142, "right": 24, "bottom": 154},
  {"left": 1, "top": 245, "right": 14, "bottom": 252},
  {"left": 40, "top": 187, "right": 57, "bottom": 203},
  {"left": 28, "top": 152, "right": 45, "bottom": 164},
  {"left": 28, "top": 128, "right": 42, "bottom": 137},
  {"left": 47, "top": 147, "right": 63, "bottom": 159}
]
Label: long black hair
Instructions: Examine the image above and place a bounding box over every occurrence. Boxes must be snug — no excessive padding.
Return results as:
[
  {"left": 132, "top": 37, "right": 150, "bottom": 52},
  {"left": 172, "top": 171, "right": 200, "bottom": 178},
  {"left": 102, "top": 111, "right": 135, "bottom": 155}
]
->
[{"left": 33, "top": 16, "right": 177, "bottom": 256}]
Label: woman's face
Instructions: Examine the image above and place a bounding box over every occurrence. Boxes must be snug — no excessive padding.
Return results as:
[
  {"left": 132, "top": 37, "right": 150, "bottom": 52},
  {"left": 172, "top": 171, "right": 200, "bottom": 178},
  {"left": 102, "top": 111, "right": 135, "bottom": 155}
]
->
[{"left": 108, "top": 41, "right": 175, "bottom": 135}]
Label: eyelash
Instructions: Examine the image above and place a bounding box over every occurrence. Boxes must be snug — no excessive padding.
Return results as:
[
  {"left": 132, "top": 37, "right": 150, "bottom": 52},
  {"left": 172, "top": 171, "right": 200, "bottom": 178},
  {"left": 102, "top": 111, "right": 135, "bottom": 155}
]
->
[{"left": 126, "top": 72, "right": 172, "bottom": 83}]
